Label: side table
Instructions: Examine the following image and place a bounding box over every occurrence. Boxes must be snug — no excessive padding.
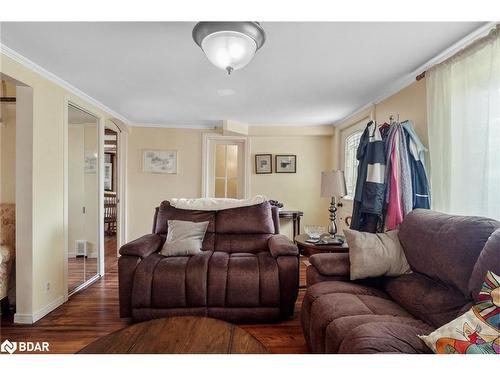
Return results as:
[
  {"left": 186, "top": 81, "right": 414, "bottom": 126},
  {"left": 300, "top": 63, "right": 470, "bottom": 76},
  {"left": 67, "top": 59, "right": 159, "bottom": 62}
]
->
[
  {"left": 295, "top": 234, "right": 349, "bottom": 289},
  {"left": 295, "top": 234, "right": 349, "bottom": 257}
]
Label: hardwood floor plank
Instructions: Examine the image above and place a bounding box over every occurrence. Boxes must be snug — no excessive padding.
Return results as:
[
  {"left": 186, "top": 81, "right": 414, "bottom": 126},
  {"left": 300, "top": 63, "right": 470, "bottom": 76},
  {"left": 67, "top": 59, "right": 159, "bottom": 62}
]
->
[{"left": 0, "top": 236, "right": 309, "bottom": 354}]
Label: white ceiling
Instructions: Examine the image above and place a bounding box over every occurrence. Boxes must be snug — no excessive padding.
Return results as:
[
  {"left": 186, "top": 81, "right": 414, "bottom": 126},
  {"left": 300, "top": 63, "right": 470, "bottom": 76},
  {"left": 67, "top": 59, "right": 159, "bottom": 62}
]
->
[{"left": 0, "top": 22, "right": 483, "bottom": 126}]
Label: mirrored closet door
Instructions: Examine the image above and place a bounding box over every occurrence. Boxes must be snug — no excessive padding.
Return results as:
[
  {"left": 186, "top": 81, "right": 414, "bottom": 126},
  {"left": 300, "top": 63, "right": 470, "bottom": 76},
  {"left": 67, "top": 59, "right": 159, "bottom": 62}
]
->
[{"left": 67, "top": 104, "right": 100, "bottom": 295}]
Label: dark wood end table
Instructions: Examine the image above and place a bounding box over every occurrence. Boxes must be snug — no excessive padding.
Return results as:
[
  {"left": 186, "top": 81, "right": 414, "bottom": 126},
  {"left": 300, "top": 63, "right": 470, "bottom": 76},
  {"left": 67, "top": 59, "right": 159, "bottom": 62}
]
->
[{"left": 295, "top": 234, "right": 349, "bottom": 257}]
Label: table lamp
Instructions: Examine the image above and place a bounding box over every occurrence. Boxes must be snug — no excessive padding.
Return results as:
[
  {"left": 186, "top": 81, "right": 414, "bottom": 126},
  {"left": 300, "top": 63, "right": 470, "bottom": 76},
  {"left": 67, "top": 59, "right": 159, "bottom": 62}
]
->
[{"left": 320, "top": 170, "right": 347, "bottom": 239}]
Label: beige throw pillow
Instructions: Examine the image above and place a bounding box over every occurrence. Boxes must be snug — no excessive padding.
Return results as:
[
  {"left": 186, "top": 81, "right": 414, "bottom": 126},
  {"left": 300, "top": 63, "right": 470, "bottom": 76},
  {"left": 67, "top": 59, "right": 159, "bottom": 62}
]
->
[
  {"left": 160, "top": 220, "right": 209, "bottom": 257},
  {"left": 344, "top": 229, "right": 411, "bottom": 280}
]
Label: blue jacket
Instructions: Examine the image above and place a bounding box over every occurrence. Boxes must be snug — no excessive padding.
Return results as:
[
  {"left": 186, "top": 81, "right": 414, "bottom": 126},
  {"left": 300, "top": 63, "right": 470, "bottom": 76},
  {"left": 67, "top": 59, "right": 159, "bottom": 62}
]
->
[
  {"left": 402, "top": 121, "right": 430, "bottom": 209},
  {"left": 351, "top": 121, "right": 387, "bottom": 231}
]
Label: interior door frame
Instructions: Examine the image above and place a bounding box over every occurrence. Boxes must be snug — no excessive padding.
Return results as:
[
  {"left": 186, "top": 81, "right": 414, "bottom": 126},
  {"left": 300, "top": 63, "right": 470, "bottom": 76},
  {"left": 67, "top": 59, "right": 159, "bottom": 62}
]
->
[
  {"left": 201, "top": 133, "right": 250, "bottom": 198},
  {"left": 105, "top": 119, "right": 128, "bottom": 249},
  {"left": 63, "top": 100, "right": 104, "bottom": 300}
]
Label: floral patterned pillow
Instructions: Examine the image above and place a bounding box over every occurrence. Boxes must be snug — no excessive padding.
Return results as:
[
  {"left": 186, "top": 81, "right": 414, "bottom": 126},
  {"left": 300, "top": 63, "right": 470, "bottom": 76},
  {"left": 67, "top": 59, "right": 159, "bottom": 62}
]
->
[{"left": 419, "top": 271, "right": 500, "bottom": 354}]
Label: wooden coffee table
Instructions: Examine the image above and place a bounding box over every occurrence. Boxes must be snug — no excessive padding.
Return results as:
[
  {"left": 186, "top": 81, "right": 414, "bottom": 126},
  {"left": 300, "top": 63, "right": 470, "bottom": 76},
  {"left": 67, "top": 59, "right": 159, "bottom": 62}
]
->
[
  {"left": 78, "top": 316, "right": 269, "bottom": 354},
  {"left": 295, "top": 234, "right": 349, "bottom": 257}
]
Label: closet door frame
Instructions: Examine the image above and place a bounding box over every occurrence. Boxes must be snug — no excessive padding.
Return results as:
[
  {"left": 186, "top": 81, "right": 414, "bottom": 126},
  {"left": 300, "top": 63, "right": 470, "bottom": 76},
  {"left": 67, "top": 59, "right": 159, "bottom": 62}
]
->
[{"left": 63, "top": 100, "right": 104, "bottom": 301}]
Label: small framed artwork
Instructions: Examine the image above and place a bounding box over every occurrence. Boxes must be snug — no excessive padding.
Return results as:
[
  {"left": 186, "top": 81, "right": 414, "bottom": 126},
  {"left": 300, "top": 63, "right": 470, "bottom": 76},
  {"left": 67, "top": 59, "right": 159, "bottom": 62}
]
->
[
  {"left": 255, "top": 154, "right": 272, "bottom": 174},
  {"left": 143, "top": 150, "right": 178, "bottom": 174},
  {"left": 84, "top": 150, "right": 98, "bottom": 173},
  {"left": 275, "top": 155, "right": 296, "bottom": 173},
  {"left": 104, "top": 162, "right": 113, "bottom": 190}
]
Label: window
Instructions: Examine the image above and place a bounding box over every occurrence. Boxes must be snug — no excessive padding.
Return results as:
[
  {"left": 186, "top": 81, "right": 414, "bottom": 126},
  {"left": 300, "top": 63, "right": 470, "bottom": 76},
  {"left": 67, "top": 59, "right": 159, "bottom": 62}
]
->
[
  {"left": 427, "top": 26, "right": 500, "bottom": 219},
  {"left": 215, "top": 144, "right": 239, "bottom": 198},
  {"left": 343, "top": 131, "right": 362, "bottom": 199}
]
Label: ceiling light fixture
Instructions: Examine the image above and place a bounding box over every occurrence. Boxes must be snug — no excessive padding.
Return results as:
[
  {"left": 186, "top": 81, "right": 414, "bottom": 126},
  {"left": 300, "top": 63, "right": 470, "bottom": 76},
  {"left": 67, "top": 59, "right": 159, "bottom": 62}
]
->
[{"left": 193, "top": 22, "right": 266, "bottom": 75}]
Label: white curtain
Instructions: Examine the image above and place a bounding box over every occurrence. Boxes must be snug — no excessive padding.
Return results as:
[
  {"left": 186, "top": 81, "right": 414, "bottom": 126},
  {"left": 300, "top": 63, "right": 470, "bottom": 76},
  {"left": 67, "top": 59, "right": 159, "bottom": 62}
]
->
[{"left": 427, "top": 25, "right": 500, "bottom": 220}]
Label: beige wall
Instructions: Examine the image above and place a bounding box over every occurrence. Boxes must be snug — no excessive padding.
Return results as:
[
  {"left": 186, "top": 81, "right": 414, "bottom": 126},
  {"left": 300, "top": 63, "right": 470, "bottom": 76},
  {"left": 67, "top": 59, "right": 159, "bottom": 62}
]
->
[
  {"left": 1, "top": 52, "right": 117, "bottom": 321},
  {"left": 334, "top": 79, "right": 427, "bottom": 168},
  {"left": 1, "top": 102, "right": 16, "bottom": 203},
  {"left": 374, "top": 79, "right": 428, "bottom": 146},
  {"left": 127, "top": 127, "right": 217, "bottom": 240},
  {"left": 126, "top": 126, "right": 334, "bottom": 241},
  {"left": 249, "top": 132, "right": 333, "bottom": 238}
]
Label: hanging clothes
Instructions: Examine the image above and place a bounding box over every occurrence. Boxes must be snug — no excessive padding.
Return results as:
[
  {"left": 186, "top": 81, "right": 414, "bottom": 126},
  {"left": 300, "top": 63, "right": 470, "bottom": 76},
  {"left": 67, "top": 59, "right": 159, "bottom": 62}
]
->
[
  {"left": 385, "top": 129, "right": 404, "bottom": 229},
  {"left": 402, "top": 120, "right": 431, "bottom": 209},
  {"left": 384, "top": 122, "right": 413, "bottom": 229},
  {"left": 350, "top": 121, "right": 386, "bottom": 232}
]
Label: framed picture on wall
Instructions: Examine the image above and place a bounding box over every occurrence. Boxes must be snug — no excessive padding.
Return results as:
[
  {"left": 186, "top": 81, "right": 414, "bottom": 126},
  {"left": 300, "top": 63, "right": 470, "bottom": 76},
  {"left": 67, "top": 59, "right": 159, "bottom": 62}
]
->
[
  {"left": 84, "top": 150, "right": 98, "bottom": 173},
  {"left": 275, "top": 155, "right": 296, "bottom": 173},
  {"left": 255, "top": 154, "right": 272, "bottom": 174},
  {"left": 143, "top": 150, "right": 178, "bottom": 174},
  {"left": 104, "top": 162, "right": 113, "bottom": 190}
]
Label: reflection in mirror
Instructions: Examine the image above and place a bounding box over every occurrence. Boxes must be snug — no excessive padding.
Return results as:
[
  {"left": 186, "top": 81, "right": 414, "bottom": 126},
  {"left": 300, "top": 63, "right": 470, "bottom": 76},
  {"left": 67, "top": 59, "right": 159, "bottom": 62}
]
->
[{"left": 67, "top": 104, "right": 99, "bottom": 294}]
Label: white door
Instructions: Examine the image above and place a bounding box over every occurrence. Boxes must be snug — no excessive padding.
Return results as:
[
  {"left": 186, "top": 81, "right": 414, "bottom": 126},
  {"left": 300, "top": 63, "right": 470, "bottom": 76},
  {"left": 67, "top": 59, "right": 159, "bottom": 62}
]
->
[
  {"left": 203, "top": 135, "right": 248, "bottom": 199},
  {"left": 337, "top": 118, "right": 368, "bottom": 234}
]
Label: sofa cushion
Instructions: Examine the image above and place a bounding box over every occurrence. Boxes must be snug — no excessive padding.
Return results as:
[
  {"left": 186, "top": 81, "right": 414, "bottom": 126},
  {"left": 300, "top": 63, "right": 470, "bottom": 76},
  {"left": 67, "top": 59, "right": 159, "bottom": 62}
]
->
[
  {"left": 215, "top": 201, "right": 275, "bottom": 234},
  {"left": 336, "top": 320, "right": 433, "bottom": 353},
  {"left": 468, "top": 229, "right": 500, "bottom": 301},
  {"left": 133, "top": 251, "right": 281, "bottom": 310},
  {"left": 398, "top": 209, "right": 500, "bottom": 297},
  {"left": 153, "top": 201, "right": 216, "bottom": 251},
  {"left": 214, "top": 233, "right": 273, "bottom": 254},
  {"left": 384, "top": 273, "right": 470, "bottom": 328},
  {"left": 302, "top": 281, "right": 415, "bottom": 353}
]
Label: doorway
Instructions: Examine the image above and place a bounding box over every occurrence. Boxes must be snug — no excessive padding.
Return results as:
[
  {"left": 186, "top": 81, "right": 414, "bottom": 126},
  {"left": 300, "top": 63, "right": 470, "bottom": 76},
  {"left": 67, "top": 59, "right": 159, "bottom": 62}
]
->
[
  {"left": 0, "top": 79, "right": 17, "bottom": 315},
  {"left": 103, "top": 125, "right": 119, "bottom": 273},
  {"left": 202, "top": 134, "right": 249, "bottom": 198},
  {"left": 67, "top": 104, "right": 100, "bottom": 295}
]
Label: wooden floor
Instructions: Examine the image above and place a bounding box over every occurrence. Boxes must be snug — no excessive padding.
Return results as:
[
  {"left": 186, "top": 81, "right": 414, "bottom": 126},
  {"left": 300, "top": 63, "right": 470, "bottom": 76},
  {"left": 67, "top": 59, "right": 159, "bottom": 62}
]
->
[
  {"left": 0, "top": 236, "right": 309, "bottom": 354},
  {"left": 67, "top": 236, "right": 118, "bottom": 293}
]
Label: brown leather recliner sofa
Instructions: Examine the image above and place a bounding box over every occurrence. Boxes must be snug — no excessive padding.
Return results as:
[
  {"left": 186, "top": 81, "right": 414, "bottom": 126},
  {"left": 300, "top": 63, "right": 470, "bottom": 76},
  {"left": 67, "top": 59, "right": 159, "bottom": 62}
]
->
[
  {"left": 301, "top": 209, "right": 500, "bottom": 353},
  {"left": 119, "top": 201, "right": 299, "bottom": 323}
]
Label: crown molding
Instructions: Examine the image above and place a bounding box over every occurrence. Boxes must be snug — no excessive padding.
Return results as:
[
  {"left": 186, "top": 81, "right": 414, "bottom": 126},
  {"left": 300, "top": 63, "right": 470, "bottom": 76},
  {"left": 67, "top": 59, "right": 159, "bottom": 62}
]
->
[
  {"left": 0, "top": 43, "right": 132, "bottom": 125},
  {"left": 131, "top": 122, "right": 219, "bottom": 129},
  {"left": 334, "top": 22, "right": 497, "bottom": 126}
]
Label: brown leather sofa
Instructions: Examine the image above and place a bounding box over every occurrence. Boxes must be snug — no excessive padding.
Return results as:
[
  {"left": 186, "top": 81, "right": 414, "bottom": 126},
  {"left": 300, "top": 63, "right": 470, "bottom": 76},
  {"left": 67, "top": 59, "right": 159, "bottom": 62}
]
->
[
  {"left": 301, "top": 209, "right": 500, "bottom": 353},
  {"left": 119, "top": 201, "right": 299, "bottom": 323}
]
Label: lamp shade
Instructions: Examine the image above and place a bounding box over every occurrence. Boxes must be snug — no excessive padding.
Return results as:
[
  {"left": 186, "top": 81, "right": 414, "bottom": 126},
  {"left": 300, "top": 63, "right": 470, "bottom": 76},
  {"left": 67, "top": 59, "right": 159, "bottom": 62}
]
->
[
  {"left": 201, "top": 31, "right": 257, "bottom": 73},
  {"left": 321, "top": 170, "right": 347, "bottom": 198},
  {"left": 193, "top": 22, "right": 266, "bottom": 75}
]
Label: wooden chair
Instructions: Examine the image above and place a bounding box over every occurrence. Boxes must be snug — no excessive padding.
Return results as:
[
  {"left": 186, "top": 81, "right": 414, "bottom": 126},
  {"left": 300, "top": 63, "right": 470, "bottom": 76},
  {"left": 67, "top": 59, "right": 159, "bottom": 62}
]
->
[{"left": 104, "top": 192, "right": 117, "bottom": 236}]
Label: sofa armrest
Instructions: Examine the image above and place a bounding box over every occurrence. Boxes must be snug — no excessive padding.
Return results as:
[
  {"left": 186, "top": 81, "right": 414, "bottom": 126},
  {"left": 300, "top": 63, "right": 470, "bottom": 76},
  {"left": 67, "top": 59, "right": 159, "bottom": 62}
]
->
[
  {"left": 268, "top": 234, "right": 298, "bottom": 258},
  {"left": 119, "top": 234, "right": 165, "bottom": 258},
  {"left": 309, "top": 252, "right": 350, "bottom": 277}
]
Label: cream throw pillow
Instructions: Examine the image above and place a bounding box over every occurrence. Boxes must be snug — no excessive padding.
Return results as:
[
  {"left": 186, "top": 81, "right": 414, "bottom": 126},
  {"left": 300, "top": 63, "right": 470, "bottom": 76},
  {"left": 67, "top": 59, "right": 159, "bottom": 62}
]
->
[
  {"left": 160, "top": 220, "right": 209, "bottom": 257},
  {"left": 344, "top": 229, "right": 411, "bottom": 280}
]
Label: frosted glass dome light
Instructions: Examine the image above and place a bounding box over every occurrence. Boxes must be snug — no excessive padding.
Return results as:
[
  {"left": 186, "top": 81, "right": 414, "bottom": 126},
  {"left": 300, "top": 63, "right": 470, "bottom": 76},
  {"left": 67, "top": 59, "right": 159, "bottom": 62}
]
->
[{"left": 193, "top": 22, "right": 266, "bottom": 75}]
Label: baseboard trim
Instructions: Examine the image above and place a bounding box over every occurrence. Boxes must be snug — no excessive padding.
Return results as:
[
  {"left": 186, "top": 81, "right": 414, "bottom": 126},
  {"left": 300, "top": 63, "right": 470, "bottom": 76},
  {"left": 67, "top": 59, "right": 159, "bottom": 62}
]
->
[{"left": 14, "top": 295, "right": 65, "bottom": 324}]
